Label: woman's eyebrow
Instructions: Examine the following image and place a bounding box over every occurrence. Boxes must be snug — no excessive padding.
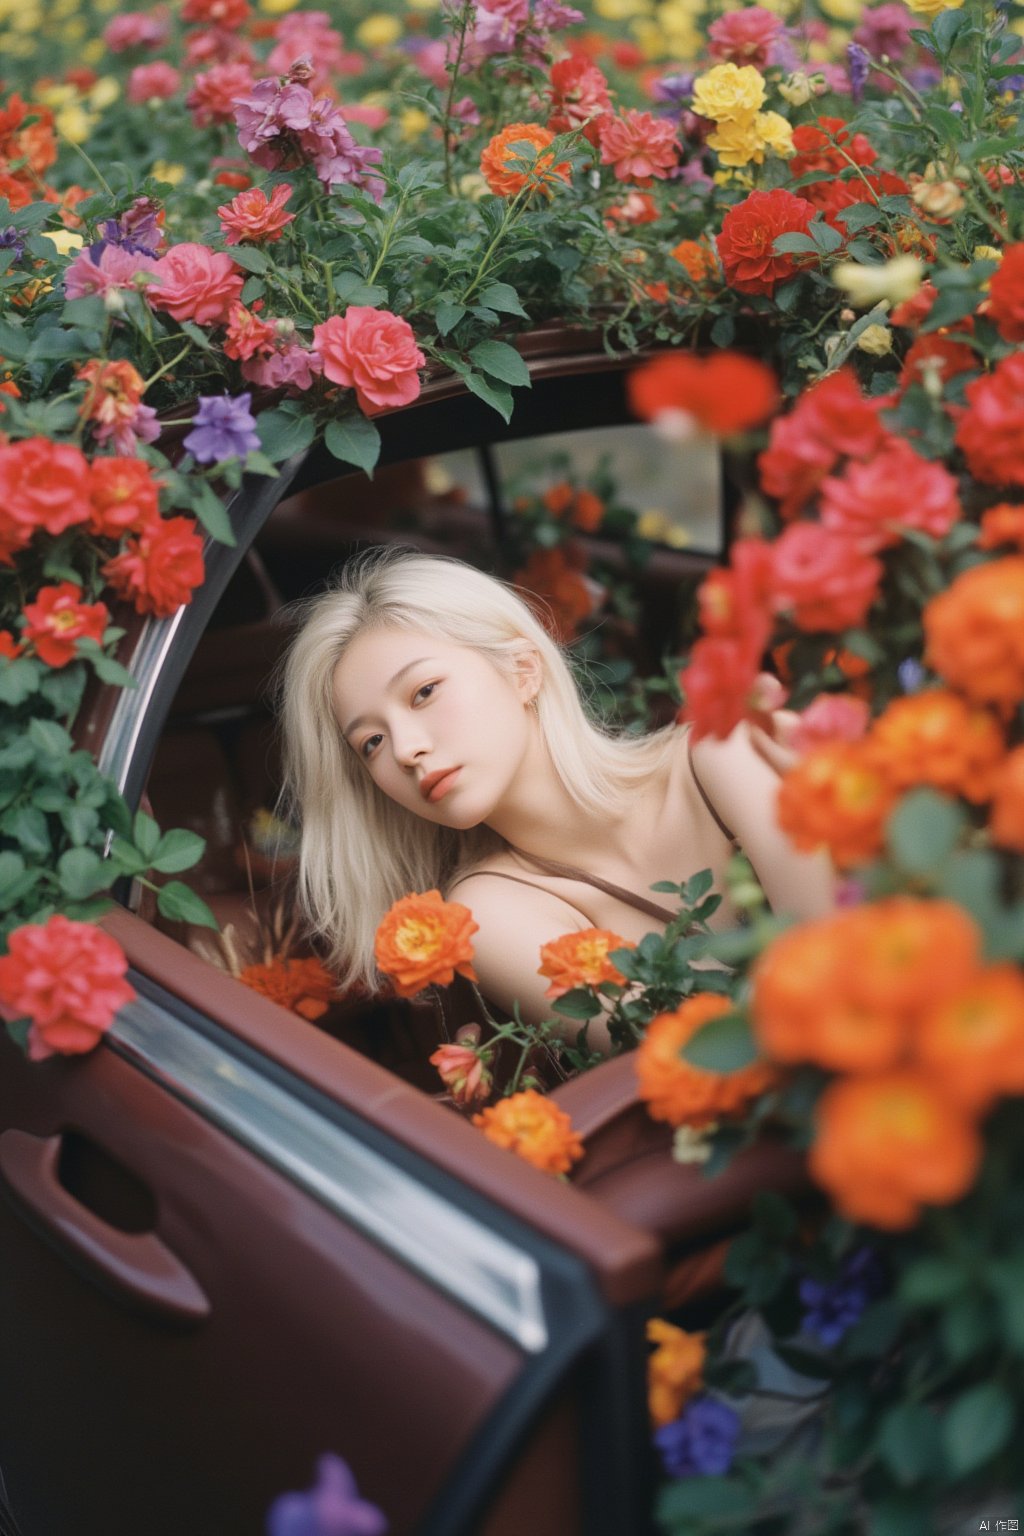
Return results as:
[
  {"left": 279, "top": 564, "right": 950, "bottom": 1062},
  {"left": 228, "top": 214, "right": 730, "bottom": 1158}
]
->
[{"left": 342, "top": 657, "right": 436, "bottom": 737}]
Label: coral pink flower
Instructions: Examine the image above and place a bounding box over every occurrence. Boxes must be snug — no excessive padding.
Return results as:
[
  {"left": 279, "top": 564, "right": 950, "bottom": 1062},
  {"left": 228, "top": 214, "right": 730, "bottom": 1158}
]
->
[
  {"left": 63, "top": 244, "right": 158, "bottom": 301},
  {"left": 708, "top": 6, "right": 782, "bottom": 68},
  {"left": 680, "top": 635, "right": 764, "bottom": 741},
  {"left": 820, "top": 439, "right": 961, "bottom": 552},
  {"left": 267, "top": 12, "right": 363, "bottom": 88},
  {"left": 186, "top": 61, "right": 255, "bottom": 128},
  {"left": 0, "top": 916, "right": 135, "bottom": 1062},
  {"left": 314, "top": 308, "right": 425, "bottom": 413},
  {"left": 147, "top": 241, "right": 244, "bottom": 325},
  {"left": 102, "top": 517, "right": 205, "bottom": 617},
  {"left": 598, "top": 109, "right": 679, "bottom": 185},
  {"left": 88, "top": 457, "right": 162, "bottom": 538},
  {"left": 22, "top": 581, "right": 109, "bottom": 668},
  {"left": 217, "top": 182, "right": 295, "bottom": 245},
  {"left": 547, "top": 55, "right": 612, "bottom": 144},
  {"left": 103, "top": 10, "right": 170, "bottom": 51},
  {"left": 0, "top": 438, "right": 91, "bottom": 562},
  {"left": 955, "top": 354, "right": 1024, "bottom": 488},
  {"left": 429, "top": 1039, "right": 493, "bottom": 1108},
  {"left": 241, "top": 344, "right": 321, "bottom": 391},
  {"left": 792, "top": 694, "right": 871, "bottom": 754},
  {"left": 126, "top": 61, "right": 182, "bottom": 103},
  {"left": 758, "top": 368, "right": 887, "bottom": 519},
  {"left": 771, "top": 523, "right": 883, "bottom": 633},
  {"left": 224, "top": 302, "right": 277, "bottom": 362}
]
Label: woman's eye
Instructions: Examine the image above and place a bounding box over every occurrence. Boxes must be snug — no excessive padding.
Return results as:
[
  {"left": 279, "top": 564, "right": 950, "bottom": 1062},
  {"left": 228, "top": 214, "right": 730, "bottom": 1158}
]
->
[
  {"left": 414, "top": 682, "right": 438, "bottom": 704},
  {"left": 361, "top": 734, "right": 382, "bottom": 759}
]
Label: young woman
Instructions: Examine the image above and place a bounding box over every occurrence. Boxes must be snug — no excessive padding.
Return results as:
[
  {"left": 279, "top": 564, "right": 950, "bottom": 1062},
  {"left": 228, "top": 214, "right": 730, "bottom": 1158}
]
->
[{"left": 278, "top": 547, "right": 833, "bottom": 1038}]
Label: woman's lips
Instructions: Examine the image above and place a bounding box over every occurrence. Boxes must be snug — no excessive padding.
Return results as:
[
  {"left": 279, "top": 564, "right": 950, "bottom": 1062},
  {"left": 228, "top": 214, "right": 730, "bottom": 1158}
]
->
[{"left": 426, "top": 768, "right": 461, "bottom": 803}]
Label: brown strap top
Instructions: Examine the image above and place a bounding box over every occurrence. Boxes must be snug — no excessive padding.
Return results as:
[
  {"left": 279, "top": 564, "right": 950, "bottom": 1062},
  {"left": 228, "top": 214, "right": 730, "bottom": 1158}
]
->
[{"left": 446, "top": 738, "right": 736, "bottom": 923}]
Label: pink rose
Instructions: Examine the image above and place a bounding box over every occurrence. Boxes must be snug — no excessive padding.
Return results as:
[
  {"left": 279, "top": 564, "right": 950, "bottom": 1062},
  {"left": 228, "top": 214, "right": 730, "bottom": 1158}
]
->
[
  {"left": 314, "top": 307, "right": 425, "bottom": 413},
  {"left": 820, "top": 438, "right": 962, "bottom": 552},
  {"left": 103, "top": 9, "right": 170, "bottom": 51},
  {"left": 127, "top": 61, "right": 182, "bottom": 103},
  {"left": 0, "top": 915, "right": 135, "bottom": 1062},
  {"left": 770, "top": 523, "right": 882, "bottom": 633},
  {"left": 792, "top": 693, "right": 871, "bottom": 754},
  {"left": 147, "top": 241, "right": 244, "bottom": 325}
]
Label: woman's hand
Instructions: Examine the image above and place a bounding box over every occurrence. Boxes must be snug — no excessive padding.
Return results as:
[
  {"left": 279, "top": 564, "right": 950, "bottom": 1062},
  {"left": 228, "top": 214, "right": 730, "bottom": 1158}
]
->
[{"left": 747, "top": 674, "right": 800, "bottom": 779}]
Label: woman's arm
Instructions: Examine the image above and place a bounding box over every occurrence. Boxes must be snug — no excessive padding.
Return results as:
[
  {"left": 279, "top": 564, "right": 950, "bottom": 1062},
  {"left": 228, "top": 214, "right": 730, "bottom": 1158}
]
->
[{"left": 690, "top": 722, "right": 836, "bottom": 921}]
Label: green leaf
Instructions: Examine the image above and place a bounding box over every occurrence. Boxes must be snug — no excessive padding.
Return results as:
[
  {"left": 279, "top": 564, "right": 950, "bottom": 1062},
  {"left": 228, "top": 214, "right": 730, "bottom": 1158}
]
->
[
  {"left": 107, "top": 837, "right": 148, "bottom": 877},
  {"left": 936, "top": 848, "right": 1001, "bottom": 931},
  {"left": 551, "top": 987, "right": 601, "bottom": 1019},
  {"left": 150, "top": 828, "right": 206, "bottom": 874},
  {"left": 75, "top": 639, "right": 136, "bottom": 689},
  {"left": 680, "top": 1012, "right": 758, "bottom": 1072},
  {"left": 899, "top": 1256, "right": 967, "bottom": 1306},
  {"left": 878, "top": 1402, "right": 942, "bottom": 1486},
  {"left": 886, "top": 788, "right": 965, "bottom": 875},
  {"left": 156, "top": 881, "right": 219, "bottom": 930},
  {"left": 773, "top": 232, "right": 818, "bottom": 255},
  {"left": 469, "top": 339, "right": 531, "bottom": 387},
  {"left": 133, "top": 810, "right": 161, "bottom": 862},
  {"left": 810, "top": 220, "right": 844, "bottom": 256},
  {"left": 38, "top": 662, "right": 86, "bottom": 716},
  {"left": 942, "top": 1383, "right": 1013, "bottom": 1476},
  {"left": 655, "top": 1477, "right": 753, "bottom": 1523},
  {"left": 0, "top": 317, "right": 28, "bottom": 359},
  {"left": 28, "top": 717, "right": 72, "bottom": 759},
  {"left": 434, "top": 298, "right": 467, "bottom": 336},
  {"left": 255, "top": 406, "right": 316, "bottom": 463},
  {"left": 477, "top": 281, "right": 528, "bottom": 317},
  {"left": 57, "top": 847, "right": 115, "bottom": 900},
  {"left": 225, "top": 244, "right": 269, "bottom": 274},
  {"left": 179, "top": 319, "right": 214, "bottom": 354},
  {"left": 244, "top": 450, "right": 279, "bottom": 478},
  {"left": 941, "top": 1293, "right": 991, "bottom": 1363},
  {"left": 333, "top": 270, "right": 387, "bottom": 307},
  {"left": 324, "top": 414, "right": 381, "bottom": 476},
  {"left": 62, "top": 804, "right": 99, "bottom": 846},
  {"left": 931, "top": 5, "right": 968, "bottom": 53},
  {"left": 462, "top": 370, "right": 514, "bottom": 422},
  {"left": 191, "top": 481, "right": 236, "bottom": 546},
  {"left": 0, "top": 658, "right": 40, "bottom": 707},
  {"left": 240, "top": 276, "right": 265, "bottom": 305},
  {"left": 710, "top": 312, "right": 736, "bottom": 346},
  {"left": 833, "top": 202, "right": 883, "bottom": 235},
  {"left": 28, "top": 326, "right": 99, "bottom": 361}
]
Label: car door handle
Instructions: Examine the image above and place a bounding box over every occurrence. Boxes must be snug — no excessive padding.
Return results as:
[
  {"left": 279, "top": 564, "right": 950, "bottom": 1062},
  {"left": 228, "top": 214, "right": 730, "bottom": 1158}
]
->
[{"left": 0, "top": 1129, "right": 210, "bottom": 1326}]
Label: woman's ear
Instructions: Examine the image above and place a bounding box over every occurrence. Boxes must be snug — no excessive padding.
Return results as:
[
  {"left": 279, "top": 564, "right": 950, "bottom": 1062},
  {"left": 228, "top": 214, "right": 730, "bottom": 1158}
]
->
[{"left": 509, "top": 641, "right": 543, "bottom": 704}]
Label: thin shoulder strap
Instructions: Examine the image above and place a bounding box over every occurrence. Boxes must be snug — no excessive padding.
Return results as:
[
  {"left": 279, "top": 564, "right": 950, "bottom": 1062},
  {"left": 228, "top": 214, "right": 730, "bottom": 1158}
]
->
[
  {"left": 502, "top": 846, "right": 679, "bottom": 924},
  {"left": 446, "top": 868, "right": 596, "bottom": 925},
  {"left": 686, "top": 737, "right": 738, "bottom": 845}
]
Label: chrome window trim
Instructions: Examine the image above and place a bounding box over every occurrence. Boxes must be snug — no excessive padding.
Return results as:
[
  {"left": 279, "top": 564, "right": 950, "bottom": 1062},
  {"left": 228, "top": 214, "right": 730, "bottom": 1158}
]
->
[
  {"left": 108, "top": 993, "right": 549, "bottom": 1353},
  {"left": 96, "top": 612, "right": 186, "bottom": 796}
]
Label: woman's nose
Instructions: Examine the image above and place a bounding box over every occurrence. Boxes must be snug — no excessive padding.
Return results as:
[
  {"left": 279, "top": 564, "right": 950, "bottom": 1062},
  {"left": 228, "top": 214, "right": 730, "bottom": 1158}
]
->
[{"left": 391, "top": 721, "right": 430, "bottom": 768}]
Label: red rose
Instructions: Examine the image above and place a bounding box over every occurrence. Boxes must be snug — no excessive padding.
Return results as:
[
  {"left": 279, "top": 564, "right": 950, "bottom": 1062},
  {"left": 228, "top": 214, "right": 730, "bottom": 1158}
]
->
[
  {"left": 986, "top": 243, "right": 1024, "bottom": 343},
  {"left": 547, "top": 56, "right": 611, "bottom": 145},
  {"left": 147, "top": 241, "right": 244, "bottom": 326},
  {"left": 955, "top": 354, "right": 1024, "bottom": 487},
  {"left": 628, "top": 351, "right": 779, "bottom": 436},
  {"left": 186, "top": 62, "right": 255, "bottom": 128},
  {"left": 899, "top": 333, "right": 977, "bottom": 395},
  {"left": 820, "top": 439, "right": 962, "bottom": 552},
  {"left": 716, "top": 188, "right": 816, "bottom": 296},
  {"left": 789, "top": 116, "right": 877, "bottom": 180},
  {"left": 88, "top": 456, "right": 162, "bottom": 538},
  {"left": 770, "top": 523, "right": 883, "bottom": 632},
  {"left": 181, "top": 0, "right": 250, "bottom": 27},
  {"left": 697, "top": 537, "right": 775, "bottom": 652},
  {"left": 102, "top": 516, "right": 205, "bottom": 616},
  {"left": 314, "top": 307, "right": 425, "bottom": 413},
  {"left": 0, "top": 630, "right": 23, "bottom": 659},
  {"left": 758, "top": 368, "right": 886, "bottom": 518},
  {"left": 0, "top": 915, "right": 135, "bottom": 1061},
  {"left": 679, "top": 635, "right": 764, "bottom": 741},
  {"left": 22, "top": 581, "right": 109, "bottom": 667},
  {"left": 0, "top": 437, "right": 91, "bottom": 563}
]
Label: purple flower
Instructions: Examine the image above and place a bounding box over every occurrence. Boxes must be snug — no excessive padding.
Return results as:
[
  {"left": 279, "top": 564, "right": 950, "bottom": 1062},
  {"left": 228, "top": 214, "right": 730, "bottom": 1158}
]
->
[
  {"left": 651, "top": 72, "right": 695, "bottom": 107},
  {"left": 266, "top": 1455, "right": 387, "bottom": 1536},
  {"left": 184, "top": 392, "right": 261, "bottom": 463},
  {"left": 898, "top": 657, "right": 926, "bottom": 694},
  {"left": 847, "top": 42, "right": 870, "bottom": 102},
  {"left": 0, "top": 227, "right": 25, "bottom": 263},
  {"left": 93, "top": 196, "right": 163, "bottom": 260},
  {"left": 799, "top": 1246, "right": 886, "bottom": 1348},
  {"left": 655, "top": 1396, "right": 741, "bottom": 1479},
  {"left": 233, "top": 76, "right": 383, "bottom": 198}
]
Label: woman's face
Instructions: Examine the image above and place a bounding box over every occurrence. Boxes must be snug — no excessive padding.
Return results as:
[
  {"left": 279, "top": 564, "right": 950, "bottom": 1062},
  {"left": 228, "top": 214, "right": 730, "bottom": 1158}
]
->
[{"left": 331, "top": 626, "right": 538, "bottom": 829}]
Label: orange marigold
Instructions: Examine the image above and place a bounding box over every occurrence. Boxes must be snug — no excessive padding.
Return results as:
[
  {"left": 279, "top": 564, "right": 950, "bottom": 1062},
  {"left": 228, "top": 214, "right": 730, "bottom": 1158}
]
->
[
  {"left": 473, "top": 1089, "right": 584, "bottom": 1176},
  {"left": 917, "top": 963, "right": 1024, "bottom": 1114},
  {"left": 923, "top": 556, "right": 1024, "bottom": 712},
  {"left": 836, "top": 897, "right": 980, "bottom": 1021},
  {"left": 538, "top": 927, "right": 632, "bottom": 999},
  {"left": 752, "top": 913, "right": 906, "bottom": 1074},
  {"left": 989, "top": 743, "right": 1024, "bottom": 852},
  {"left": 809, "top": 1070, "right": 983, "bottom": 1229},
  {"left": 374, "top": 888, "right": 478, "bottom": 997},
  {"left": 479, "top": 122, "right": 571, "bottom": 199},
  {"left": 775, "top": 739, "right": 897, "bottom": 869},
  {"left": 238, "top": 955, "right": 337, "bottom": 1020},
  {"left": 636, "top": 992, "right": 777, "bottom": 1128},
  {"left": 978, "top": 502, "right": 1024, "bottom": 553},
  {"left": 868, "top": 689, "right": 1005, "bottom": 803},
  {"left": 670, "top": 238, "right": 718, "bottom": 286},
  {"left": 647, "top": 1318, "right": 706, "bottom": 1427},
  {"left": 514, "top": 545, "right": 595, "bottom": 643}
]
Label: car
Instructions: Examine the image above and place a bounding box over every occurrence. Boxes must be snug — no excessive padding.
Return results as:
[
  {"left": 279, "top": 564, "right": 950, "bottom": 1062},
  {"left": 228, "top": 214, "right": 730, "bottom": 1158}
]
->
[{"left": 0, "top": 340, "right": 804, "bottom": 1536}]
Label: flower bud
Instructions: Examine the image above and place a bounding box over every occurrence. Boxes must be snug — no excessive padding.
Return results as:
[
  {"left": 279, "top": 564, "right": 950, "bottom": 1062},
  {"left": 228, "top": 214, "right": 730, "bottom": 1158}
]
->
[{"left": 856, "top": 322, "right": 893, "bottom": 356}]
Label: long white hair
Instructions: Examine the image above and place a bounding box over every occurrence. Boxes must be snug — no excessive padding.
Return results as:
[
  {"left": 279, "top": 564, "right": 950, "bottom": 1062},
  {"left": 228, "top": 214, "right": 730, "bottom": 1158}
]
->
[{"left": 276, "top": 547, "right": 674, "bottom": 993}]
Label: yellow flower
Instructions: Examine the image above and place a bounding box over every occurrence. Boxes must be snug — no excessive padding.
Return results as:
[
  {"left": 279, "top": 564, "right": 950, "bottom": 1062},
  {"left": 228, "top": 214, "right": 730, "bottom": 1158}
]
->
[
  {"left": 89, "top": 77, "right": 121, "bottom": 110},
  {"left": 647, "top": 1320, "right": 707, "bottom": 1427},
  {"left": 459, "top": 172, "right": 489, "bottom": 202},
  {"left": 259, "top": 0, "right": 302, "bottom": 11},
  {"left": 356, "top": 12, "right": 402, "bottom": 46},
  {"left": 38, "top": 229, "right": 84, "bottom": 258},
  {"left": 151, "top": 160, "right": 187, "bottom": 186},
  {"left": 755, "top": 109, "right": 794, "bottom": 158},
  {"left": 692, "top": 63, "right": 766, "bottom": 124},
  {"left": 594, "top": 0, "right": 652, "bottom": 19},
  {"left": 905, "top": 0, "right": 963, "bottom": 16},
  {"left": 856, "top": 323, "right": 893, "bottom": 356},
  {"left": 8, "top": 3, "right": 41, "bottom": 30},
  {"left": 406, "top": 0, "right": 441, "bottom": 10},
  {"left": 818, "top": 0, "right": 861, "bottom": 20},
  {"left": 637, "top": 509, "right": 690, "bottom": 548},
  {"left": 974, "top": 245, "right": 1002, "bottom": 263},
  {"left": 779, "top": 71, "right": 820, "bottom": 106},
  {"left": 399, "top": 107, "right": 431, "bottom": 141},
  {"left": 38, "top": 84, "right": 77, "bottom": 107},
  {"left": 82, "top": 38, "right": 106, "bottom": 63},
  {"left": 631, "top": 16, "right": 670, "bottom": 57},
  {"left": 707, "top": 117, "right": 764, "bottom": 167},
  {"left": 656, "top": 4, "right": 702, "bottom": 53},
  {"left": 833, "top": 254, "right": 924, "bottom": 307},
  {"left": 55, "top": 104, "right": 97, "bottom": 143}
]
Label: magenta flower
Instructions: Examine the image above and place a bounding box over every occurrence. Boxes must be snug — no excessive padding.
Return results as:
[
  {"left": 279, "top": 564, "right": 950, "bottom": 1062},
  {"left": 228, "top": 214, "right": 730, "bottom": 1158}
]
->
[
  {"left": 233, "top": 76, "right": 383, "bottom": 197},
  {"left": 266, "top": 1455, "right": 387, "bottom": 1536}
]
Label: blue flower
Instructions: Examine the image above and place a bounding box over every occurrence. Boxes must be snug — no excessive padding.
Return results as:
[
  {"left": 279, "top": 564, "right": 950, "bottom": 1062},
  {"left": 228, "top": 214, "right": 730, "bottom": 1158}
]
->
[
  {"left": 0, "top": 227, "right": 25, "bottom": 263},
  {"left": 799, "top": 1245, "right": 886, "bottom": 1348},
  {"left": 847, "top": 42, "right": 871, "bottom": 103},
  {"left": 655, "top": 1395, "right": 741, "bottom": 1479},
  {"left": 897, "top": 657, "right": 926, "bottom": 694},
  {"left": 266, "top": 1454, "right": 388, "bottom": 1536},
  {"left": 184, "top": 392, "right": 261, "bottom": 464}
]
